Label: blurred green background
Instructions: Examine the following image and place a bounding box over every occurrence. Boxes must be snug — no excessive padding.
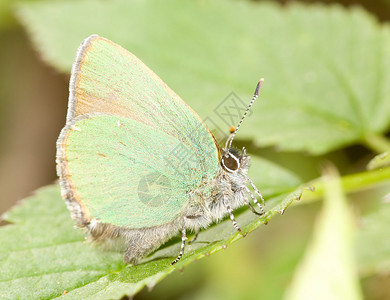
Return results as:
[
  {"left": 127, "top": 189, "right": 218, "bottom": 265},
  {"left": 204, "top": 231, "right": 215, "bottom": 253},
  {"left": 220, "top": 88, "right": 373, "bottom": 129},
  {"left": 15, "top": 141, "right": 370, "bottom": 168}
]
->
[{"left": 1, "top": 0, "right": 390, "bottom": 299}]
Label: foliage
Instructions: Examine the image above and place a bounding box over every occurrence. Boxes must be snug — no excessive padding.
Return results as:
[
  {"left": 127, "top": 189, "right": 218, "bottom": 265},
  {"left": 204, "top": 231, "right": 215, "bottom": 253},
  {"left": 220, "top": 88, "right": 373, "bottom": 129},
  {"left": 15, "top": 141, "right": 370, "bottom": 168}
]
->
[{"left": 1, "top": 0, "right": 390, "bottom": 299}]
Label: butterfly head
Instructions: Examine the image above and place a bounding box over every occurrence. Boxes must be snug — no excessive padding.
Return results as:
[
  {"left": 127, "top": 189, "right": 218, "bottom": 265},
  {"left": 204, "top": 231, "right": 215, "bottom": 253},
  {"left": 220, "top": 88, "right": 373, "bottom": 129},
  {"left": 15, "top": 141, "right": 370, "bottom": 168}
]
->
[
  {"left": 220, "top": 147, "right": 250, "bottom": 175},
  {"left": 221, "top": 149, "right": 240, "bottom": 173}
]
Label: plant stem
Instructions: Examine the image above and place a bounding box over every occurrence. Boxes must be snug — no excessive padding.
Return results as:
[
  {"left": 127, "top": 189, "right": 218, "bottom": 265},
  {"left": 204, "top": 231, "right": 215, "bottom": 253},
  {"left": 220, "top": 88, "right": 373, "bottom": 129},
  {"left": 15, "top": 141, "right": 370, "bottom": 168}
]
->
[
  {"left": 363, "top": 133, "right": 390, "bottom": 154},
  {"left": 298, "top": 166, "right": 390, "bottom": 204}
]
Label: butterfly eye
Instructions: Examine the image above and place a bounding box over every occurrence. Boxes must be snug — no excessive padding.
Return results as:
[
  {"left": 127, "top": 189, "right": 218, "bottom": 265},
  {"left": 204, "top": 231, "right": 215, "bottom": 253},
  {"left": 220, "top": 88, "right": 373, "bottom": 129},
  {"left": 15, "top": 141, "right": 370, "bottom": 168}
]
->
[{"left": 221, "top": 153, "right": 240, "bottom": 172}]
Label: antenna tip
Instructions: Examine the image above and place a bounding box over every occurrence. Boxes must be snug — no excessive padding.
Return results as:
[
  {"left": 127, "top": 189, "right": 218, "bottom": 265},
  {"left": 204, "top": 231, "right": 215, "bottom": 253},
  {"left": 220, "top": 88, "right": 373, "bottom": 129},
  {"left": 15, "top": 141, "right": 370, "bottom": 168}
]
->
[{"left": 254, "top": 78, "right": 265, "bottom": 96}]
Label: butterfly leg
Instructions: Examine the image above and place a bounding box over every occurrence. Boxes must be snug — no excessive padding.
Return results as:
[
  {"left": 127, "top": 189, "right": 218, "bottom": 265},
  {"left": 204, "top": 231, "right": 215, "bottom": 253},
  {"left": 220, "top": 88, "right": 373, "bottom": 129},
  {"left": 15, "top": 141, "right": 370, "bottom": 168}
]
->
[
  {"left": 235, "top": 186, "right": 262, "bottom": 215},
  {"left": 223, "top": 194, "right": 246, "bottom": 236},
  {"left": 246, "top": 187, "right": 265, "bottom": 215},
  {"left": 247, "top": 176, "right": 266, "bottom": 206},
  {"left": 187, "top": 229, "right": 199, "bottom": 245},
  {"left": 242, "top": 147, "right": 265, "bottom": 210},
  {"left": 171, "top": 217, "right": 187, "bottom": 265}
]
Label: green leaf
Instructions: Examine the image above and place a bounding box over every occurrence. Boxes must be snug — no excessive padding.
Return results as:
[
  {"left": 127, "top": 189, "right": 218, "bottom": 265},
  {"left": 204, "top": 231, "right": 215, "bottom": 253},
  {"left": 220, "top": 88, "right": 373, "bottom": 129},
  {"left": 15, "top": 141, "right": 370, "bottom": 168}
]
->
[
  {"left": 285, "top": 166, "right": 363, "bottom": 300},
  {"left": 16, "top": 0, "right": 390, "bottom": 154},
  {"left": 248, "top": 155, "right": 302, "bottom": 196},
  {"left": 0, "top": 157, "right": 303, "bottom": 299},
  {"left": 357, "top": 202, "right": 390, "bottom": 276},
  {"left": 0, "top": 0, "right": 71, "bottom": 31}
]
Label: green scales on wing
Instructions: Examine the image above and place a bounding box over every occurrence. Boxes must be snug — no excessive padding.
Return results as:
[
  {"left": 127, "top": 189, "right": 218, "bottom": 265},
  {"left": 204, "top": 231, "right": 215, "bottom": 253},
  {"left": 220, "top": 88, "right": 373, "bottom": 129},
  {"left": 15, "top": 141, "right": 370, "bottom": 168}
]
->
[{"left": 61, "top": 36, "right": 219, "bottom": 228}]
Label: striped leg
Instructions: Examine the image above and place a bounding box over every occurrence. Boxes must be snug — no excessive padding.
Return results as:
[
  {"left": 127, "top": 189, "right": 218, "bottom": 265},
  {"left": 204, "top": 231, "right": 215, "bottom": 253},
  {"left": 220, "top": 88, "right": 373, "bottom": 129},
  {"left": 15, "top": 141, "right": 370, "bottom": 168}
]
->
[
  {"left": 246, "top": 187, "right": 265, "bottom": 215},
  {"left": 245, "top": 199, "right": 261, "bottom": 215},
  {"left": 187, "top": 229, "right": 199, "bottom": 245},
  {"left": 236, "top": 186, "right": 262, "bottom": 216},
  {"left": 247, "top": 177, "right": 266, "bottom": 206},
  {"left": 223, "top": 194, "right": 244, "bottom": 235},
  {"left": 242, "top": 147, "right": 265, "bottom": 210},
  {"left": 171, "top": 217, "right": 187, "bottom": 265}
]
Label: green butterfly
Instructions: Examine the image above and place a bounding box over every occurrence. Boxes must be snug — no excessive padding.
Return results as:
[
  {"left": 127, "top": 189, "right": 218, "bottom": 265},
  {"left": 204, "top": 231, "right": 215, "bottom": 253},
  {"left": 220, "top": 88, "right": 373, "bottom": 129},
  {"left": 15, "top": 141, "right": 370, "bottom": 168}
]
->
[{"left": 56, "top": 35, "right": 265, "bottom": 265}]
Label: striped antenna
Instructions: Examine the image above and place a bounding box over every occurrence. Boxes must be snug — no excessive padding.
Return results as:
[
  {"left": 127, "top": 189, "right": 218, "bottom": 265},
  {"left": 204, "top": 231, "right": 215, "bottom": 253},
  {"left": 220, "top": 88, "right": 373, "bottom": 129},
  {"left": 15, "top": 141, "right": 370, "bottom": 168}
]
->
[{"left": 225, "top": 78, "right": 264, "bottom": 149}]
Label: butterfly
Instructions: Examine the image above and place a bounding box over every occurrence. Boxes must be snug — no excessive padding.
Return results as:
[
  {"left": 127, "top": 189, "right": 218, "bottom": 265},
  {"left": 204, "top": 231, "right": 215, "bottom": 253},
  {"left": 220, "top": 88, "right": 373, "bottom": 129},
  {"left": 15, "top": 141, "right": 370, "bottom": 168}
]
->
[{"left": 56, "top": 35, "right": 265, "bottom": 265}]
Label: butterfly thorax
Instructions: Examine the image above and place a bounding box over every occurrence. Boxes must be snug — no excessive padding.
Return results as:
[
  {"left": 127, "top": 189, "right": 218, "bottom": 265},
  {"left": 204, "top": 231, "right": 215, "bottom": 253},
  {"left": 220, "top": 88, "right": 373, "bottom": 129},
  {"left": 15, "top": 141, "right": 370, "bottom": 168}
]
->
[{"left": 184, "top": 149, "right": 250, "bottom": 231}]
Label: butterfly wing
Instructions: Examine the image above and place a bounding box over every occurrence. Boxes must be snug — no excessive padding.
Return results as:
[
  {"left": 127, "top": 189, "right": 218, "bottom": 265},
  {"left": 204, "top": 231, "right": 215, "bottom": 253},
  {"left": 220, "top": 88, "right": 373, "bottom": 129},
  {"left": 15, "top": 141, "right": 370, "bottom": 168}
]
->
[
  {"left": 68, "top": 35, "right": 204, "bottom": 138},
  {"left": 57, "top": 36, "right": 219, "bottom": 228}
]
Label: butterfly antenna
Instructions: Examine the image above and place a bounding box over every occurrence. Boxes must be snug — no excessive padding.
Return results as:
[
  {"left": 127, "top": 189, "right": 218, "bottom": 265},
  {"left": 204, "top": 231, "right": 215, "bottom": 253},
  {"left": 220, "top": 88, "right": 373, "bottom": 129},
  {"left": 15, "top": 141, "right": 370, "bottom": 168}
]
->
[{"left": 225, "top": 78, "right": 264, "bottom": 149}]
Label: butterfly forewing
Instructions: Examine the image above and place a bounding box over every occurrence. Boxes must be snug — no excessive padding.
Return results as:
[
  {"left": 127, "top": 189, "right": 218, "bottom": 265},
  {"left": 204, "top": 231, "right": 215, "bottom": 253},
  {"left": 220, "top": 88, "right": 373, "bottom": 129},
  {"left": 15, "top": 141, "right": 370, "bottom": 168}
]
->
[{"left": 57, "top": 35, "right": 219, "bottom": 228}]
